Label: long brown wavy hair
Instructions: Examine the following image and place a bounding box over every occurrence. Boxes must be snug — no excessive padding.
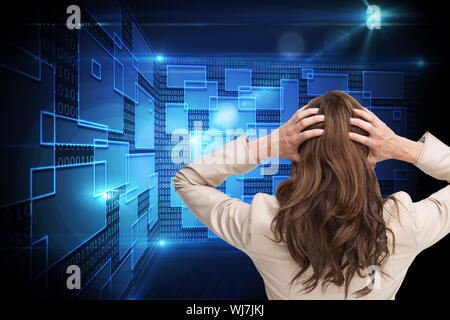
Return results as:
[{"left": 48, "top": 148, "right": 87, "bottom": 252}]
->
[{"left": 272, "top": 90, "right": 396, "bottom": 298}]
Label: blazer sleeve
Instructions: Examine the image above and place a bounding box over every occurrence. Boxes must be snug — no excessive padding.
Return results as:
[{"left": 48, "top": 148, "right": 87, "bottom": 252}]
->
[
  {"left": 173, "top": 135, "right": 260, "bottom": 252},
  {"left": 412, "top": 132, "right": 450, "bottom": 252}
]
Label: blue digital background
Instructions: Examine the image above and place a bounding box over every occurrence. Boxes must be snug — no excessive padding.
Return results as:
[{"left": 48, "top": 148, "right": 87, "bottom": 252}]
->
[{"left": 0, "top": 0, "right": 438, "bottom": 300}]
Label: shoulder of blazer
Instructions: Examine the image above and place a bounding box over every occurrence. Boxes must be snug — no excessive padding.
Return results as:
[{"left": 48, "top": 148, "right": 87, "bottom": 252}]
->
[
  {"left": 383, "top": 191, "right": 413, "bottom": 225},
  {"left": 248, "top": 193, "right": 279, "bottom": 235},
  {"left": 382, "top": 191, "right": 420, "bottom": 251}
]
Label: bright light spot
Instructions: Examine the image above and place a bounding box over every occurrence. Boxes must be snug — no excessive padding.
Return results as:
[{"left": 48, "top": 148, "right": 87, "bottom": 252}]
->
[
  {"left": 211, "top": 103, "right": 238, "bottom": 130},
  {"left": 418, "top": 59, "right": 425, "bottom": 67},
  {"left": 367, "top": 5, "right": 381, "bottom": 30},
  {"left": 102, "top": 193, "right": 108, "bottom": 200},
  {"left": 159, "top": 240, "right": 165, "bottom": 246},
  {"left": 156, "top": 55, "right": 163, "bottom": 61}
]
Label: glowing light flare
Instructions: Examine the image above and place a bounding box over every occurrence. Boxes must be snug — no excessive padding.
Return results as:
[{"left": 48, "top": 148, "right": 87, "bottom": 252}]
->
[
  {"left": 367, "top": 5, "right": 381, "bottom": 30},
  {"left": 211, "top": 103, "right": 239, "bottom": 130}
]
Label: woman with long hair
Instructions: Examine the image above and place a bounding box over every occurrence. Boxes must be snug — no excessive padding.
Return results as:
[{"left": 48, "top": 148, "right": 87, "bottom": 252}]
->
[{"left": 173, "top": 90, "right": 450, "bottom": 299}]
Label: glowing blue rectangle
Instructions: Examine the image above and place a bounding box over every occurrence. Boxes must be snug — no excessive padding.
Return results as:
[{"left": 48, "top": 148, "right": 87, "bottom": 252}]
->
[
  {"left": 184, "top": 80, "right": 218, "bottom": 110},
  {"left": 225, "top": 69, "right": 252, "bottom": 91},
  {"left": 79, "top": 30, "right": 123, "bottom": 132},
  {"left": 40, "top": 111, "right": 54, "bottom": 145},
  {"left": 55, "top": 115, "right": 107, "bottom": 145},
  {"left": 132, "top": 211, "right": 148, "bottom": 268},
  {"left": 126, "top": 153, "right": 155, "bottom": 201},
  {"left": 32, "top": 164, "right": 106, "bottom": 267},
  {"left": 31, "top": 167, "right": 55, "bottom": 199},
  {"left": 94, "top": 140, "right": 129, "bottom": 192},
  {"left": 133, "top": 23, "right": 154, "bottom": 86},
  {"left": 166, "top": 65, "right": 206, "bottom": 88},
  {"left": 114, "top": 37, "right": 138, "bottom": 102},
  {"left": 363, "top": 71, "right": 404, "bottom": 99},
  {"left": 302, "top": 68, "right": 313, "bottom": 80},
  {"left": 209, "top": 97, "right": 256, "bottom": 133},
  {"left": 135, "top": 85, "right": 155, "bottom": 149},
  {"left": 281, "top": 79, "right": 299, "bottom": 123},
  {"left": 165, "top": 103, "right": 188, "bottom": 133},
  {"left": 91, "top": 59, "right": 102, "bottom": 80},
  {"left": 347, "top": 90, "right": 372, "bottom": 109},
  {"left": 149, "top": 173, "right": 158, "bottom": 229},
  {"left": 238, "top": 86, "right": 282, "bottom": 110},
  {"left": 307, "top": 73, "right": 348, "bottom": 96},
  {"left": 119, "top": 193, "right": 138, "bottom": 259}
]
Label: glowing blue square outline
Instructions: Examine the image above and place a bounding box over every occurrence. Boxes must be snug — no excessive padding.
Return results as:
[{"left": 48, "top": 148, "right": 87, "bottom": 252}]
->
[
  {"left": 166, "top": 64, "right": 207, "bottom": 88},
  {"left": 224, "top": 68, "right": 252, "bottom": 91},
  {"left": 40, "top": 111, "right": 55, "bottom": 146},
  {"left": 113, "top": 34, "right": 139, "bottom": 103},
  {"left": 237, "top": 85, "right": 284, "bottom": 111},
  {"left": 362, "top": 71, "right": 404, "bottom": 99},
  {"left": 113, "top": 58, "right": 124, "bottom": 94},
  {"left": 91, "top": 58, "right": 102, "bottom": 81},
  {"left": 93, "top": 161, "right": 107, "bottom": 198},
  {"left": 53, "top": 113, "right": 109, "bottom": 146},
  {"left": 280, "top": 79, "right": 299, "bottom": 111},
  {"left": 302, "top": 68, "right": 314, "bottom": 80},
  {"left": 307, "top": 73, "right": 349, "bottom": 96},
  {"left": 208, "top": 96, "right": 257, "bottom": 132},
  {"left": 78, "top": 28, "right": 124, "bottom": 134},
  {"left": 93, "top": 139, "right": 130, "bottom": 194},
  {"left": 30, "top": 166, "right": 56, "bottom": 201},
  {"left": 135, "top": 83, "right": 155, "bottom": 150},
  {"left": 183, "top": 80, "right": 218, "bottom": 110},
  {"left": 346, "top": 90, "right": 373, "bottom": 108},
  {"left": 165, "top": 102, "right": 188, "bottom": 133},
  {"left": 125, "top": 152, "right": 155, "bottom": 202},
  {"left": 130, "top": 210, "right": 148, "bottom": 269}
]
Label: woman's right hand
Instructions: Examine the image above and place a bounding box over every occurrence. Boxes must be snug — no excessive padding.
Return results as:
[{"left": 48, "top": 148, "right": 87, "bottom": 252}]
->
[{"left": 348, "top": 107, "right": 424, "bottom": 165}]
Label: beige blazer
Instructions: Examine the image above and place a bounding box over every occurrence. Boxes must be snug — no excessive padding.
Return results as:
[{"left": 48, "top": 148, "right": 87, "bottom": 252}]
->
[{"left": 173, "top": 132, "right": 450, "bottom": 299}]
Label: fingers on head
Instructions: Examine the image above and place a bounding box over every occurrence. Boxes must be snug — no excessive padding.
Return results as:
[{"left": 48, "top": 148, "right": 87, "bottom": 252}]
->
[
  {"left": 349, "top": 117, "right": 374, "bottom": 134},
  {"left": 298, "top": 114, "right": 325, "bottom": 130},
  {"left": 300, "top": 128, "right": 324, "bottom": 141},
  {"left": 348, "top": 132, "right": 372, "bottom": 147},
  {"left": 295, "top": 107, "right": 319, "bottom": 122}
]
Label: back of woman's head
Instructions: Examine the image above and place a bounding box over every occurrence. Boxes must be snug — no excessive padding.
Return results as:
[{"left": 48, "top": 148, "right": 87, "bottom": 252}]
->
[{"left": 272, "top": 90, "right": 395, "bottom": 298}]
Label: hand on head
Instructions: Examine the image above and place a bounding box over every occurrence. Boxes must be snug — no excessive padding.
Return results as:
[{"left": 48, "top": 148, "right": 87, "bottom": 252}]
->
[
  {"left": 349, "top": 106, "right": 400, "bottom": 165},
  {"left": 277, "top": 105, "right": 325, "bottom": 162}
]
